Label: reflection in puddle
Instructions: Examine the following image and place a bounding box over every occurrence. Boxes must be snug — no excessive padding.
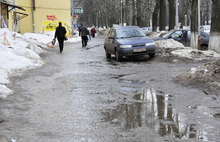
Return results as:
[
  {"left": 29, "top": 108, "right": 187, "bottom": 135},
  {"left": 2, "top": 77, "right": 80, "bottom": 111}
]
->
[{"left": 103, "top": 80, "right": 205, "bottom": 140}]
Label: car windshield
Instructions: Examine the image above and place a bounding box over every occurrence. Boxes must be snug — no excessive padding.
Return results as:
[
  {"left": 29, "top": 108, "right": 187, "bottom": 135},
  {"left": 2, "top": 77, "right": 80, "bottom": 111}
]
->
[
  {"left": 204, "top": 26, "right": 210, "bottom": 30},
  {"left": 116, "top": 27, "right": 146, "bottom": 39},
  {"left": 161, "top": 30, "right": 174, "bottom": 38}
]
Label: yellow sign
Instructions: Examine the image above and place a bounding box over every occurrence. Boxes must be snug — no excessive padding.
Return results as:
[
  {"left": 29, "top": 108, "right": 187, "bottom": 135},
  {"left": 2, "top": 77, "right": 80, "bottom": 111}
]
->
[{"left": 43, "top": 21, "right": 69, "bottom": 35}]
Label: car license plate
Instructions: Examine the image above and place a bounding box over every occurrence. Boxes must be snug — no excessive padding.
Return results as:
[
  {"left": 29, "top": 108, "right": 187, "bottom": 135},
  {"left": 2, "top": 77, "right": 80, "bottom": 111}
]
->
[{"left": 133, "top": 48, "right": 146, "bottom": 52}]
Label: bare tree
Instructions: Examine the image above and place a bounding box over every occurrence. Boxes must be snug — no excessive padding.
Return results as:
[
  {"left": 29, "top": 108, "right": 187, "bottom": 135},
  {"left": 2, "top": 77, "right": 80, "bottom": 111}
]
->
[
  {"left": 159, "top": 0, "right": 167, "bottom": 31},
  {"left": 190, "top": 0, "right": 199, "bottom": 49},
  {"left": 168, "top": 0, "right": 175, "bottom": 30},
  {"left": 152, "top": 0, "right": 160, "bottom": 31},
  {"left": 179, "top": 0, "right": 191, "bottom": 28}
]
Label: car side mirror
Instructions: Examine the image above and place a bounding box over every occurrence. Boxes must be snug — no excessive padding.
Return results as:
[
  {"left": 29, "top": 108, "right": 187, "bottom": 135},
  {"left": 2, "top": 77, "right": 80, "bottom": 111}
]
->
[{"left": 108, "top": 36, "right": 114, "bottom": 40}]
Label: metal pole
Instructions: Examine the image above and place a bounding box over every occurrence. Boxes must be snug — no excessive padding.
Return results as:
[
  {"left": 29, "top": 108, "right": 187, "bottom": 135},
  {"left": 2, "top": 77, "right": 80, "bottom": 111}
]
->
[
  {"left": 31, "top": 0, "right": 35, "bottom": 33},
  {"left": 198, "top": 0, "right": 201, "bottom": 50},
  {"left": 175, "top": 0, "right": 179, "bottom": 29},
  {"left": 72, "top": 0, "right": 74, "bottom": 27},
  {"left": 72, "top": 0, "right": 74, "bottom": 34}
]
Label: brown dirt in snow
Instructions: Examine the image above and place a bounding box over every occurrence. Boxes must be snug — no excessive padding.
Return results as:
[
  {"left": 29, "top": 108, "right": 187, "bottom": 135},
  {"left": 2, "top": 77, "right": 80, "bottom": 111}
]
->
[{"left": 173, "top": 59, "right": 220, "bottom": 95}]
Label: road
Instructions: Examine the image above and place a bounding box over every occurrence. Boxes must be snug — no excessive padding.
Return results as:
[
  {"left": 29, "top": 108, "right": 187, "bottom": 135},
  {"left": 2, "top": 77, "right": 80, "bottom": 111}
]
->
[{"left": 0, "top": 35, "right": 220, "bottom": 142}]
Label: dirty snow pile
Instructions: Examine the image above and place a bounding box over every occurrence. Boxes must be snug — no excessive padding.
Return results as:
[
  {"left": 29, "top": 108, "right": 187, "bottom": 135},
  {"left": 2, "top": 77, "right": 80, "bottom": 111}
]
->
[
  {"left": 148, "top": 31, "right": 168, "bottom": 39},
  {"left": 0, "top": 28, "right": 81, "bottom": 99},
  {"left": 153, "top": 36, "right": 220, "bottom": 62},
  {"left": 97, "top": 27, "right": 109, "bottom": 35},
  {"left": 173, "top": 60, "right": 220, "bottom": 95},
  {"left": 171, "top": 48, "right": 220, "bottom": 61},
  {"left": 152, "top": 32, "right": 220, "bottom": 94}
]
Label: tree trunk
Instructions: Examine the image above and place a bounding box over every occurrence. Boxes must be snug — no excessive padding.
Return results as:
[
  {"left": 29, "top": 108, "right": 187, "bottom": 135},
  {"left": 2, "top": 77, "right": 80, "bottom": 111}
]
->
[
  {"left": 159, "top": 0, "right": 167, "bottom": 31},
  {"left": 125, "top": 0, "right": 130, "bottom": 26},
  {"left": 168, "top": 0, "right": 175, "bottom": 30},
  {"left": 152, "top": 0, "right": 160, "bottom": 31},
  {"left": 209, "top": 0, "right": 220, "bottom": 53},
  {"left": 132, "top": 0, "right": 136, "bottom": 25},
  {"left": 190, "top": 0, "right": 198, "bottom": 49},
  {"left": 136, "top": 0, "right": 142, "bottom": 26},
  {"left": 179, "top": 0, "right": 190, "bottom": 28}
]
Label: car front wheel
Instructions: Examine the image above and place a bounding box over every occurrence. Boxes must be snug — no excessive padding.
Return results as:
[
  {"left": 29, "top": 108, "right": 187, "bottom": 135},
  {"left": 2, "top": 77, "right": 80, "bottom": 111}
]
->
[
  {"left": 105, "top": 48, "right": 111, "bottom": 58},
  {"left": 149, "top": 53, "right": 155, "bottom": 58},
  {"left": 115, "top": 50, "right": 122, "bottom": 61}
]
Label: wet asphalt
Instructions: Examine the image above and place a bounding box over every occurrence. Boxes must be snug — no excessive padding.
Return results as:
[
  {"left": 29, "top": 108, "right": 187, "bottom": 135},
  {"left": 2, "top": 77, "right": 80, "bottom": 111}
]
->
[{"left": 0, "top": 35, "right": 220, "bottom": 142}]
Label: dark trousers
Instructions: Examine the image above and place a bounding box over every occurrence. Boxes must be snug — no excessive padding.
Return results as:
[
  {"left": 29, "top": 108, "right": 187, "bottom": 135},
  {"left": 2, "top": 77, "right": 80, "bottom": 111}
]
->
[
  {"left": 58, "top": 38, "right": 64, "bottom": 52},
  {"left": 81, "top": 36, "right": 87, "bottom": 47},
  {"left": 92, "top": 34, "right": 95, "bottom": 38}
]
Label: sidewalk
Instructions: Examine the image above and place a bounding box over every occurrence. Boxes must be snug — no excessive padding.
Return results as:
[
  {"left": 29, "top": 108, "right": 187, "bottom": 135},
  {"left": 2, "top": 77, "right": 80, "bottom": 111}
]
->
[{"left": 0, "top": 28, "right": 81, "bottom": 99}]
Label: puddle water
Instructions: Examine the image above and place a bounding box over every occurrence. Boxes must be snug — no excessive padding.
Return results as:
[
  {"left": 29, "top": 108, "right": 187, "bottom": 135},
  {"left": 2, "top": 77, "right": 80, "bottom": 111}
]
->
[{"left": 103, "top": 80, "right": 203, "bottom": 140}]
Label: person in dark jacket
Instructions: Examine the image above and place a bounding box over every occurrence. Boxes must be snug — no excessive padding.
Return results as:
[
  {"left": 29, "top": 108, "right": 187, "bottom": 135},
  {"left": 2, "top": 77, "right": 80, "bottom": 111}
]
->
[
  {"left": 55, "top": 22, "right": 67, "bottom": 52},
  {"left": 91, "top": 26, "right": 96, "bottom": 38},
  {"left": 79, "top": 23, "right": 88, "bottom": 47},
  {"left": 86, "top": 27, "right": 91, "bottom": 42}
]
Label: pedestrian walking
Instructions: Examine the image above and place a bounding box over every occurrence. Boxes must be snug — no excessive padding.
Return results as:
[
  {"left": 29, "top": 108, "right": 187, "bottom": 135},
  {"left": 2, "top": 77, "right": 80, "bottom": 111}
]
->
[
  {"left": 91, "top": 26, "right": 96, "bottom": 38},
  {"left": 54, "top": 22, "right": 67, "bottom": 52},
  {"left": 86, "top": 27, "right": 91, "bottom": 42},
  {"left": 79, "top": 23, "right": 88, "bottom": 47}
]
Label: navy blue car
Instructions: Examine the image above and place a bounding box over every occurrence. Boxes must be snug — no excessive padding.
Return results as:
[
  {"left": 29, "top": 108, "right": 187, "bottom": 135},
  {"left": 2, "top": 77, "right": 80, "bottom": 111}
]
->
[
  {"left": 153, "top": 29, "right": 210, "bottom": 50},
  {"left": 104, "top": 26, "right": 156, "bottom": 61}
]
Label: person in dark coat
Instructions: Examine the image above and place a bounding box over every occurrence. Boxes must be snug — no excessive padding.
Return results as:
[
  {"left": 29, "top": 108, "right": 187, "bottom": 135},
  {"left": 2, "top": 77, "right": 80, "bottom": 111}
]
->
[
  {"left": 91, "top": 26, "right": 96, "bottom": 38},
  {"left": 86, "top": 27, "right": 91, "bottom": 42},
  {"left": 55, "top": 22, "right": 67, "bottom": 52},
  {"left": 79, "top": 23, "right": 88, "bottom": 47}
]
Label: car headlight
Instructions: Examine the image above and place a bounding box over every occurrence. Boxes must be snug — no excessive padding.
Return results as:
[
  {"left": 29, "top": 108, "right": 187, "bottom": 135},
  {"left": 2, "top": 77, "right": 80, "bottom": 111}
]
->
[
  {"left": 120, "top": 45, "right": 132, "bottom": 48},
  {"left": 145, "top": 42, "right": 155, "bottom": 46}
]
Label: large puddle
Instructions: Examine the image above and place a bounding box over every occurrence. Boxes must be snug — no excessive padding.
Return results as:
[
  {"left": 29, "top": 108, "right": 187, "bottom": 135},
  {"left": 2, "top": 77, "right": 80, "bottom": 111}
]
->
[{"left": 103, "top": 79, "right": 205, "bottom": 140}]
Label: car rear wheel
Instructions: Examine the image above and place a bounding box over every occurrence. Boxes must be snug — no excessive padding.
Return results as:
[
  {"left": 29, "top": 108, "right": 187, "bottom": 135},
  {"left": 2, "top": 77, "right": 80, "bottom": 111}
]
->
[
  {"left": 201, "top": 45, "right": 208, "bottom": 50},
  {"left": 115, "top": 50, "right": 122, "bottom": 61},
  {"left": 105, "top": 48, "right": 111, "bottom": 58},
  {"left": 149, "top": 53, "right": 155, "bottom": 58}
]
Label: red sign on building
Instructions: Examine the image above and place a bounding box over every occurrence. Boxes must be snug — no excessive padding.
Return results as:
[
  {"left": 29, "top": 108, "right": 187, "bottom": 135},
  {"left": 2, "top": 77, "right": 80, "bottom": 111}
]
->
[{"left": 47, "top": 15, "right": 57, "bottom": 21}]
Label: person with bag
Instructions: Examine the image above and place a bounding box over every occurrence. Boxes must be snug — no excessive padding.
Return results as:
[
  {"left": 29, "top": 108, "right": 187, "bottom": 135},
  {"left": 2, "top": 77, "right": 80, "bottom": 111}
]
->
[
  {"left": 86, "top": 28, "right": 91, "bottom": 43},
  {"left": 54, "top": 22, "right": 67, "bottom": 52},
  {"left": 91, "top": 26, "right": 96, "bottom": 38},
  {"left": 79, "top": 23, "right": 88, "bottom": 47}
]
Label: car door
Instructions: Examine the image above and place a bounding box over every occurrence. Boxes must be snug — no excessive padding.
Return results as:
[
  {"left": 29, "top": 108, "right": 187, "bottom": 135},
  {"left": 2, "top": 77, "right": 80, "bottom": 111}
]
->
[
  {"left": 200, "top": 32, "right": 209, "bottom": 45},
  {"left": 170, "top": 30, "right": 186, "bottom": 46},
  {"left": 108, "top": 29, "right": 116, "bottom": 54},
  {"left": 105, "top": 29, "right": 113, "bottom": 53}
]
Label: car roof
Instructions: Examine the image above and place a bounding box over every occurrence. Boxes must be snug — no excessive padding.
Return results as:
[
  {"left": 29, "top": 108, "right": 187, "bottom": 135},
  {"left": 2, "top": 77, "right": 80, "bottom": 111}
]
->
[
  {"left": 169, "top": 29, "right": 209, "bottom": 36},
  {"left": 170, "top": 29, "right": 189, "bottom": 31},
  {"left": 113, "top": 26, "right": 140, "bottom": 30}
]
